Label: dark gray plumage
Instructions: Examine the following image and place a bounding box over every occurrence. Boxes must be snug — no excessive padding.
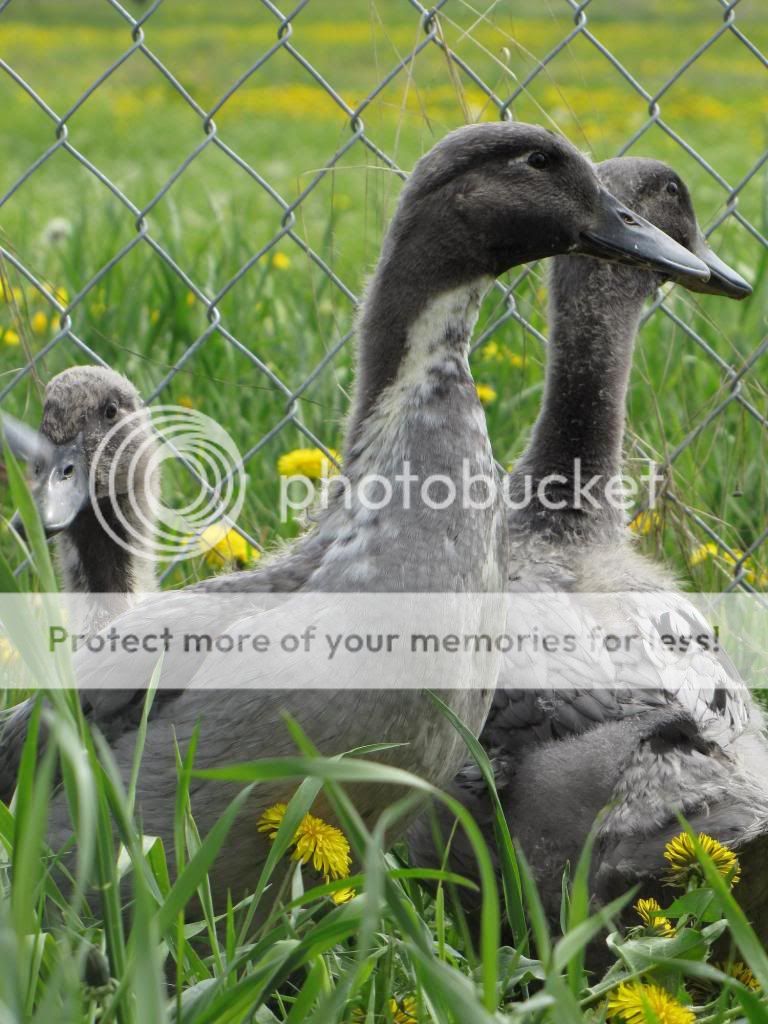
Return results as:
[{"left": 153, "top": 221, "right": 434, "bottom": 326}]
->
[
  {"left": 408, "top": 157, "right": 768, "bottom": 952},
  {"left": 0, "top": 127, "right": 711, "bottom": 910}
]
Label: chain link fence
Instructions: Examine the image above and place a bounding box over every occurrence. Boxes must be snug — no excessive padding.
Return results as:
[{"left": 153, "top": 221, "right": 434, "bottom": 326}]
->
[{"left": 0, "top": 0, "right": 766, "bottom": 591}]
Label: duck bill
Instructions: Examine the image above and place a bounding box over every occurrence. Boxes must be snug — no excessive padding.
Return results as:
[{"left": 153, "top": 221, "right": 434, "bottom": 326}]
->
[
  {"left": 681, "top": 234, "right": 752, "bottom": 299},
  {"left": 578, "top": 188, "right": 710, "bottom": 284},
  {"left": 10, "top": 436, "right": 89, "bottom": 541}
]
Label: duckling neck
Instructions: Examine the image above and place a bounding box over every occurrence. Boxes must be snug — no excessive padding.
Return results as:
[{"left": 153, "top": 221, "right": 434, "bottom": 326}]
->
[
  {"left": 346, "top": 260, "right": 492, "bottom": 472},
  {"left": 348, "top": 248, "right": 489, "bottom": 440},
  {"left": 57, "top": 495, "right": 157, "bottom": 633},
  {"left": 320, "top": 255, "right": 504, "bottom": 594},
  {"left": 510, "top": 258, "right": 649, "bottom": 537}
]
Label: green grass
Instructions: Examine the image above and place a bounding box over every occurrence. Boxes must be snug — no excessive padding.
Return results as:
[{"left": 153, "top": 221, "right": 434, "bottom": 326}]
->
[
  {"left": 1, "top": 489, "right": 768, "bottom": 1022},
  {"left": 1, "top": 1, "right": 768, "bottom": 1019}
]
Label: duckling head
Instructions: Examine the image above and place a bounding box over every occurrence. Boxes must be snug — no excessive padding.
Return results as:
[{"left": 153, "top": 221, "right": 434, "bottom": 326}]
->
[
  {"left": 381, "top": 122, "right": 709, "bottom": 287},
  {"left": 597, "top": 156, "right": 751, "bottom": 299},
  {"left": 28, "top": 365, "right": 158, "bottom": 536}
]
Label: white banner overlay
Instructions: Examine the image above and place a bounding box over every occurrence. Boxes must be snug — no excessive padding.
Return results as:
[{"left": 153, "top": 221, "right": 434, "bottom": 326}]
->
[{"left": 1, "top": 592, "right": 766, "bottom": 692}]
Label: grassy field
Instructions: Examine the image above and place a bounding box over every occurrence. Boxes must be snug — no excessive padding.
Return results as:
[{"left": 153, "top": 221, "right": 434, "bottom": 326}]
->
[
  {"left": 1, "top": 1, "right": 768, "bottom": 1021},
  {"left": 2, "top": 478, "right": 768, "bottom": 1022}
]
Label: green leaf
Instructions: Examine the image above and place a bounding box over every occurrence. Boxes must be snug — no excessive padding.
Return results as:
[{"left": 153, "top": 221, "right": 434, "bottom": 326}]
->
[
  {"left": 664, "top": 887, "right": 720, "bottom": 922},
  {"left": 425, "top": 690, "right": 527, "bottom": 953},
  {"left": 685, "top": 823, "right": 768, "bottom": 992},
  {"left": 564, "top": 812, "right": 606, "bottom": 996},
  {"left": 11, "top": 700, "right": 55, "bottom": 938},
  {"left": 736, "top": 984, "right": 768, "bottom": 1024},
  {"left": 491, "top": 947, "right": 546, "bottom": 994},
  {"left": 156, "top": 783, "right": 254, "bottom": 934},
  {"left": 3, "top": 439, "right": 57, "bottom": 593},
  {"left": 285, "top": 953, "right": 328, "bottom": 1024},
  {"left": 609, "top": 925, "right": 711, "bottom": 973},
  {"left": 515, "top": 843, "right": 550, "bottom": 965},
  {"left": 554, "top": 887, "right": 638, "bottom": 975}
]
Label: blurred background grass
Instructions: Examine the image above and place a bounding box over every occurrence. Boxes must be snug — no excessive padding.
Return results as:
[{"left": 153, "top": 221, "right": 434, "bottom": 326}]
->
[{"left": 0, "top": 0, "right": 766, "bottom": 591}]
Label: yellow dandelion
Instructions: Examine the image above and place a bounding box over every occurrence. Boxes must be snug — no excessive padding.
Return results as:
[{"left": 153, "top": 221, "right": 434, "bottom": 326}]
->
[
  {"left": 476, "top": 383, "right": 497, "bottom": 406},
  {"left": 479, "top": 341, "right": 525, "bottom": 368},
  {"left": 744, "top": 562, "right": 764, "bottom": 587},
  {"left": 177, "top": 395, "right": 195, "bottom": 409},
  {"left": 631, "top": 510, "right": 662, "bottom": 536},
  {"left": 1, "top": 284, "right": 23, "bottom": 304},
  {"left": 198, "top": 523, "right": 260, "bottom": 568},
  {"left": 688, "top": 542, "right": 762, "bottom": 583},
  {"left": 330, "top": 885, "right": 356, "bottom": 905},
  {"left": 257, "top": 802, "right": 287, "bottom": 839},
  {"left": 635, "top": 897, "right": 674, "bottom": 935},
  {"left": 3, "top": 329, "right": 20, "bottom": 347},
  {"left": 690, "top": 542, "right": 719, "bottom": 567},
  {"left": 30, "top": 310, "right": 48, "bottom": 334},
  {"left": 607, "top": 982, "right": 694, "bottom": 1024},
  {"left": 388, "top": 995, "right": 418, "bottom": 1024},
  {"left": 258, "top": 802, "right": 352, "bottom": 883},
  {"left": 663, "top": 832, "right": 740, "bottom": 888},
  {"left": 271, "top": 251, "right": 291, "bottom": 270},
  {"left": 185, "top": 291, "right": 196, "bottom": 307},
  {"left": 721, "top": 546, "right": 744, "bottom": 567},
  {"left": 53, "top": 287, "right": 69, "bottom": 306},
  {"left": 149, "top": 309, "right": 161, "bottom": 325},
  {"left": 716, "top": 547, "right": 762, "bottom": 584},
  {"left": 0, "top": 637, "right": 19, "bottom": 665},
  {"left": 277, "top": 447, "right": 340, "bottom": 479},
  {"left": 292, "top": 812, "right": 351, "bottom": 880},
  {"left": 719, "top": 960, "right": 759, "bottom": 991}
]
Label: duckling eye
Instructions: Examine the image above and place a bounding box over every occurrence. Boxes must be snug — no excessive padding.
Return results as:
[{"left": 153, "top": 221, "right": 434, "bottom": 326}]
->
[
  {"left": 666, "top": 180, "right": 680, "bottom": 196},
  {"left": 104, "top": 401, "right": 118, "bottom": 421},
  {"left": 527, "top": 151, "right": 550, "bottom": 170}
]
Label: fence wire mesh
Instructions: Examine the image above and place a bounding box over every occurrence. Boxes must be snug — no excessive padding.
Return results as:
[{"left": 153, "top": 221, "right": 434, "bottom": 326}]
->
[{"left": 0, "top": 0, "right": 766, "bottom": 591}]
